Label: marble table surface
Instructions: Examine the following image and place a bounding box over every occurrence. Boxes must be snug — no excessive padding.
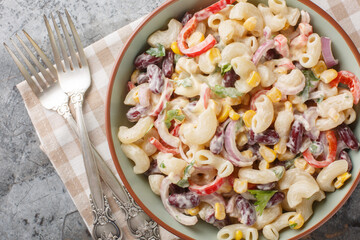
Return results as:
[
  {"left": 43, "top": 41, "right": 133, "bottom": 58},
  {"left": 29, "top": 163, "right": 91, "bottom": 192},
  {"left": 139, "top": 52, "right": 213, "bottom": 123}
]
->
[{"left": 0, "top": 0, "right": 359, "bottom": 239}]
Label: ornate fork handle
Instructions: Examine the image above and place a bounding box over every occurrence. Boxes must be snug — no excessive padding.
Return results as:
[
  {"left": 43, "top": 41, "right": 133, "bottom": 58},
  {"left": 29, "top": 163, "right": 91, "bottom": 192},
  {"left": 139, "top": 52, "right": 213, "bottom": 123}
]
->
[
  {"left": 114, "top": 189, "right": 160, "bottom": 240},
  {"left": 57, "top": 101, "right": 158, "bottom": 240}
]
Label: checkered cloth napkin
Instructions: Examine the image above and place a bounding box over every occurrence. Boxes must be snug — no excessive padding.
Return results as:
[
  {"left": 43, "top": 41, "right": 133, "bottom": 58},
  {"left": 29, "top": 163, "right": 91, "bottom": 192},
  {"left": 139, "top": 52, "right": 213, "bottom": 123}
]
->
[{"left": 15, "top": 1, "right": 360, "bottom": 239}]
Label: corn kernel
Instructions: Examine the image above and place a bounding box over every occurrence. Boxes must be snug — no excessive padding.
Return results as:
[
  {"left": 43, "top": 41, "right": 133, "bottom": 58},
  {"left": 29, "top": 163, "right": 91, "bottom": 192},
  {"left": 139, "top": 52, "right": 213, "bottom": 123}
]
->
[
  {"left": 171, "top": 41, "right": 182, "bottom": 55},
  {"left": 185, "top": 206, "right": 200, "bottom": 216},
  {"left": 320, "top": 69, "right": 338, "bottom": 84},
  {"left": 133, "top": 90, "right": 140, "bottom": 103},
  {"left": 235, "top": 230, "right": 243, "bottom": 240},
  {"left": 246, "top": 71, "right": 261, "bottom": 87},
  {"left": 171, "top": 73, "right": 179, "bottom": 80},
  {"left": 294, "top": 157, "right": 307, "bottom": 170},
  {"left": 334, "top": 172, "right": 351, "bottom": 189},
  {"left": 259, "top": 144, "right": 277, "bottom": 163},
  {"left": 218, "top": 104, "right": 232, "bottom": 123},
  {"left": 259, "top": 159, "right": 270, "bottom": 170},
  {"left": 312, "top": 60, "right": 327, "bottom": 78},
  {"left": 295, "top": 103, "right": 307, "bottom": 112},
  {"left": 236, "top": 132, "right": 248, "bottom": 147},
  {"left": 266, "top": 87, "right": 282, "bottom": 103},
  {"left": 233, "top": 178, "right": 248, "bottom": 194},
  {"left": 329, "top": 107, "right": 340, "bottom": 122},
  {"left": 285, "top": 101, "right": 293, "bottom": 112},
  {"left": 130, "top": 69, "right": 140, "bottom": 84},
  {"left": 243, "top": 110, "right": 256, "bottom": 128},
  {"left": 187, "top": 31, "right": 205, "bottom": 48},
  {"left": 289, "top": 213, "right": 304, "bottom": 230},
  {"left": 214, "top": 202, "right": 226, "bottom": 220},
  {"left": 244, "top": 16, "right": 257, "bottom": 31},
  {"left": 241, "top": 149, "right": 253, "bottom": 159},
  {"left": 208, "top": 48, "right": 221, "bottom": 64},
  {"left": 229, "top": 109, "right": 241, "bottom": 120}
]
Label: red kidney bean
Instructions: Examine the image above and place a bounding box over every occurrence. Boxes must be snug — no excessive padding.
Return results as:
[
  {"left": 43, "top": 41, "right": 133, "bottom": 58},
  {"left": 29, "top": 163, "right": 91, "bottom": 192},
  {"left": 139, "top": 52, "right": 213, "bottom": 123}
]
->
[
  {"left": 236, "top": 195, "right": 256, "bottom": 226},
  {"left": 287, "top": 120, "right": 304, "bottom": 154},
  {"left": 168, "top": 192, "right": 200, "bottom": 209},
  {"left": 265, "top": 49, "right": 281, "bottom": 61},
  {"left": 256, "top": 182, "right": 276, "bottom": 191},
  {"left": 265, "top": 192, "right": 285, "bottom": 208},
  {"left": 210, "top": 126, "right": 225, "bottom": 154},
  {"left": 249, "top": 129, "right": 280, "bottom": 145},
  {"left": 169, "top": 183, "right": 189, "bottom": 194},
  {"left": 181, "top": 12, "right": 193, "bottom": 26},
  {"left": 147, "top": 64, "right": 165, "bottom": 94},
  {"left": 162, "top": 51, "right": 174, "bottom": 78},
  {"left": 137, "top": 72, "right": 149, "bottom": 84},
  {"left": 134, "top": 53, "right": 163, "bottom": 70},
  {"left": 223, "top": 69, "right": 239, "bottom": 88},
  {"left": 337, "top": 124, "right": 359, "bottom": 150},
  {"left": 126, "top": 105, "right": 148, "bottom": 122},
  {"left": 339, "top": 150, "right": 352, "bottom": 172}
]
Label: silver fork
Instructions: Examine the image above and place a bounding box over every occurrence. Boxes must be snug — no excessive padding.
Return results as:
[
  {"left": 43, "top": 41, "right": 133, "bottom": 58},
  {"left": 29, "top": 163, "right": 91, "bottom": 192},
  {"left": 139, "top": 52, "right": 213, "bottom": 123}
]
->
[
  {"left": 44, "top": 11, "right": 159, "bottom": 240},
  {"left": 4, "top": 33, "right": 122, "bottom": 239}
]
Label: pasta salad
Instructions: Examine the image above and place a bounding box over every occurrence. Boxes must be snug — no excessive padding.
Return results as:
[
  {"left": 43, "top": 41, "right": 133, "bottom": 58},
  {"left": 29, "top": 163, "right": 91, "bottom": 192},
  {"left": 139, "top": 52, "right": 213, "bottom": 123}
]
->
[{"left": 117, "top": 0, "right": 360, "bottom": 239}]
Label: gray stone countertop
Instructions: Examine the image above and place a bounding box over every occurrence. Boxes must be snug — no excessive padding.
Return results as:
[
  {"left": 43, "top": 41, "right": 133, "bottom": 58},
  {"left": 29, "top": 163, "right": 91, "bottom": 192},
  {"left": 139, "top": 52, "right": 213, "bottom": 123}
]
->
[{"left": 0, "top": 0, "right": 359, "bottom": 239}]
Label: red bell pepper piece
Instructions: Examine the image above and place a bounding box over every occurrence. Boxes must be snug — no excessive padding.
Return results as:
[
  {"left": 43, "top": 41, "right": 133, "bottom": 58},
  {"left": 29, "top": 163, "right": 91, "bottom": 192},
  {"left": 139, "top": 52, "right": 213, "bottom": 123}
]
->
[
  {"left": 177, "top": 17, "right": 216, "bottom": 57},
  {"left": 201, "top": 84, "right": 211, "bottom": 109},
  {"left": 189, "top": 175, "right": 225, "bottom": 195},
  {"left": 170, "top": 123, "right": 181, "bottom": 137},
  {"left": 149, "top": 137, "right": 179, "bottom": 155},
  {"left": 194, "top": 0, "right": 237, "bottom": 21},
  {"left": 329, "top": 70, "right": 360, "bottom": 104},
  {"left": 303, "top": 130, "right": 337, "bottom": 168}
]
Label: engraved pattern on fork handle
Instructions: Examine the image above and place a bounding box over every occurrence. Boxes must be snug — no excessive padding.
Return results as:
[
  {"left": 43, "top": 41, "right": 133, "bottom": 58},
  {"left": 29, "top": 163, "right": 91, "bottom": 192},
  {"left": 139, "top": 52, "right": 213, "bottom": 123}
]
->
[{"left": 114, "top": 188, "right": 160, "bottom": 240}]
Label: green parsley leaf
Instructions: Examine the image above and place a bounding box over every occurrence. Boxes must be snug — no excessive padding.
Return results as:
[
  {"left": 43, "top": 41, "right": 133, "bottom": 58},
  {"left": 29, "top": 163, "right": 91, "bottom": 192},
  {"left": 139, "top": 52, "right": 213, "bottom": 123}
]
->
[
  {"left": 271, "top": 166, "right": 285, "bottom": 179},
  {"left": 165, "top": 109, "right": 185, "bottom": 129},
  {"left": 248, "top": 190, "right": 277, "bottom": 215},
  {"left": 160, "top": 162, "right": 166, "bottom": 168},
  {"left": 211, "top": 85, "right": 243, "bottom": 98},
  {"left": 289, "top": 223, "right": 298, "bottom": 229},
  {"left": 176, "top": 78, "right": 193, "bottom": 88},
  {"left": 315, "top": 95, "right": 325, "bottom": 103},
  {"left": 177, "top": 159, "right": 195, "bottom": 188},
  {"left": 220, "top": 63, "right": 232, "bottom": 76},
  {"left": 309, "top": 143, "right": 319, "bottom": 154},
  {"left": 146, "top": 44, "right": 166, "bottom": 57},
  {"left": 298, "top": 70, "right": 320, "bottom": 100},
  {"left": 284, "top": 158, "right": 296, "bottom": 170}
]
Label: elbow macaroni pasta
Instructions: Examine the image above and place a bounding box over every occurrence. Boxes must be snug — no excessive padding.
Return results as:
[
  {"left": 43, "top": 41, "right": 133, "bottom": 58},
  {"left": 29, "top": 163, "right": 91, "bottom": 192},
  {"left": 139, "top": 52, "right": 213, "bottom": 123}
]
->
[
  {"left": 217, "top": 224, "right": 258, "bottom": 240},
  {"left": 316, "top": 160, "right": 349, "bottom": 192}
]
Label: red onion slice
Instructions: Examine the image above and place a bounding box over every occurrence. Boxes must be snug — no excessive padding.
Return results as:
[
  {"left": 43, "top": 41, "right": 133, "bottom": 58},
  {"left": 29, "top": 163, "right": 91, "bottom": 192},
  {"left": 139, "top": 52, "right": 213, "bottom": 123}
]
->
[
  {"left": 252, "top": 40, "right": 275, "bottom": 66},
  {"left": 160, "top": 177, "right": 198, "bottom": 226},
  {"left": 154, "top": 112, "right": 180, "bottom": 148},
  {"left": 224, "top": 120, "right": 255, "bottom": 164},
  {"left": 321, "top": 37, "right": 339, "bottom": 68},
  {"left": 200, "top": 193, "right": 226, "bottom": 208}
]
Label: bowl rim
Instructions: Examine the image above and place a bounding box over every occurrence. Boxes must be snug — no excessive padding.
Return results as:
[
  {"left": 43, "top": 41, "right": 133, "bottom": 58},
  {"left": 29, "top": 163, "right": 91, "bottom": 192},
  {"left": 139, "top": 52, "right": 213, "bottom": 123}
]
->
[{"left": 105, "top": 0, "right": 360, "bottom": 239}]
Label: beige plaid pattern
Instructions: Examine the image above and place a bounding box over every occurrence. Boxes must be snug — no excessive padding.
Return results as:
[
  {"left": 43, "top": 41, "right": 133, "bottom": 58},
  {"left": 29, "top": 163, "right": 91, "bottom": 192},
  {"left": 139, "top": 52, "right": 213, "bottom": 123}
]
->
[
  {"left": 17, "top": 17, "right": 177, "bottom": 240},
  {"left": 16, "top": 1, "right": 360, "bottom": 239}
]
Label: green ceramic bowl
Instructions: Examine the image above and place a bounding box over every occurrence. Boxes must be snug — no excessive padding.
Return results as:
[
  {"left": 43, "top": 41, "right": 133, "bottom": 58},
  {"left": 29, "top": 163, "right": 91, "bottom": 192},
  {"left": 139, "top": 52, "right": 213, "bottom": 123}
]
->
[{"left": 106, "top": 0, "right": 360, "bottom": 239}]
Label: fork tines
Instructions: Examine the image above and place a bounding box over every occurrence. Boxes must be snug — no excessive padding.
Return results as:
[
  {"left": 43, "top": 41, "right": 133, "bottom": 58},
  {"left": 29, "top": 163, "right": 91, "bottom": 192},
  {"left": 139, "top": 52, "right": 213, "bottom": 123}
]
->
[
  {"left": 3, "top": 32, "right": 57, "bottom": 95},
  {"left": 44, "top": 10, "right": 87, "bottom": 73}
]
